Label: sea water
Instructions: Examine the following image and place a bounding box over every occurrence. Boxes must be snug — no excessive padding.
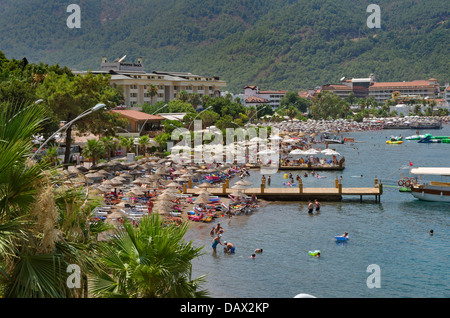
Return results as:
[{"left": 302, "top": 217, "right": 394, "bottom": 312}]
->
[{"left": 186, "top": 125, "right": 450, "bottom": 298}]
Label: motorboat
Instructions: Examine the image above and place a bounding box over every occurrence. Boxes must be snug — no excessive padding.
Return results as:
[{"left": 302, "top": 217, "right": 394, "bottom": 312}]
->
[{"left": 409, "top": 167, "right": 450, "bottom": 202}]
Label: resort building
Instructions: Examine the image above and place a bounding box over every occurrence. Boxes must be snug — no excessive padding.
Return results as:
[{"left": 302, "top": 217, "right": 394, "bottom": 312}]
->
[
  {"left": 319, "top": 75, "right": 442, "bottom": 105},
  {"left": 320, "top": 74, "right": 375, "bottom": 100},
  {"left": 368, "top": 78, "right": 441, "bottom": 104},
  {"left": 75, "top": 56, "right": 227, "bottom": 107},
  {"left": 244, "top": 86, "right": 288, "bottom": 109}
]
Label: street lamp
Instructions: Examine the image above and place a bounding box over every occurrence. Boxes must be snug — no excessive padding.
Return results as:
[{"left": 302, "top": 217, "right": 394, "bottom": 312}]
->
[
  {"left": 7, "top": 99, "right": 43, "bottom": 123},
  {"left": 188, "top": 105, "right": 212, "bottom": 130},
  {"left": 248, "top": 104, "right": 270, "bottom": 123},
  {"left": 138, "top": 103, "right": 168, "bottom": 135},
  {"left": 32, "top": 103, "right": 106, "bottom": 160}
]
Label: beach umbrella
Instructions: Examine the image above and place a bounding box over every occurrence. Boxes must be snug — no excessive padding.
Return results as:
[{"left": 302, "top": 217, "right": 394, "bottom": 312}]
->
[
  {"left": 195, "top": 195, "right": 211, "bottom": 205},
  {"left": 157, "top": 193, "right": 177, "bottom": 200},
  {"left": 289, "top": 149, "right": 307, "bottom": 155},
  {"left": 321, "top": 149, "right": 340, "bottom": 156},
  {"left": 166, "top": 182, "right": 181, "bottom": 188}
]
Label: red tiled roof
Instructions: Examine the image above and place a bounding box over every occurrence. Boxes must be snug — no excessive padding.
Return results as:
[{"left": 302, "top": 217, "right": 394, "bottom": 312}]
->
[
  {"left": 370, "top": 80, "right": 435, "bottom": 89},
  {"left": 245, "top": 96, "right": 270, "bottom": 103},
  {"left": 322, "top": 84, "right": 352, "bottom": 90},
  {"left": 110, "top": 109, "right": 165, "bottom": 121}
]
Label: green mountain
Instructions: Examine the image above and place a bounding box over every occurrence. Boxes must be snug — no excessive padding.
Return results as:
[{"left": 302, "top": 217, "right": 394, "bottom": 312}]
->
[{"left": 0, "top": 0, "right": 448, "bottom": 92}]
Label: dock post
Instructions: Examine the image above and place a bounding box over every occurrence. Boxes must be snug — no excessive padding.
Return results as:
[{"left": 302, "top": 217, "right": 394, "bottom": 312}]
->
[
  {"left": 338, "top": 182, "right": 342, "bottom": 194},
  {"left": 379, "top": 183, "right": 383, "bottom": 195},
  {"left": 182, "top": 183, "right": 187, "bottom": 194},
  {"left": 335, "top": 177, "right": 339, "bottom": 188},
  {"left": 299, "top": 179, "right": 303, "bottom": 193},
  {"left": 261, "top": 182, "right": 265, "bottom": 194},
  {"left": 225, "top": 179, "right": 229, "bottom": 188},
  {"left": 188, "top": 179, "right": 192, "bottom": 188},
  {"left": 222, "top": 183, "right": 227, "bottom": 195}
]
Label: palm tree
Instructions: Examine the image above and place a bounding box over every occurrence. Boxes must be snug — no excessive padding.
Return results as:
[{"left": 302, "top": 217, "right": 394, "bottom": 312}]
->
[
  {"left": 189, "top": 93, "right": 201, "bottom": 110},
  {"left": 42, "top": 145, "right": 61, "bottom": 166},
  {"left": 101, "top": 136, "right": 118, "bottom": 161},
  {"left": 119, "top": 136, "right": 134, "bottom": 154},
  {"left": 147, "top": 84, "right": 158, "bottom": 105},
  {"left": 177, "top": 90, "right": 189, "bottom": 103},
  {"left": 138, "top": 135, "right": 154, "bottom": 156},
  {"left": 0, "top": 101, "right": 111, "bottom": 298},
  {"left": 90, "top": 214, "right": 208, "bottom": 298},
  {"left": 82, "top": 139, "right": 105, "bottom": 166}
]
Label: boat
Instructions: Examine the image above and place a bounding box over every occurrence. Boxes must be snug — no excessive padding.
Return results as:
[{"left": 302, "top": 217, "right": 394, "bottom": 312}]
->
[
  {"left": 324, "top": 138, "right": 344, "bottom": 144},
  {"left": 408, "top": 167, "right": 450, "bottom": 202},
  {"left": 386, "top": 140, "right": 403, "bottom": 144},
  {"left": 410, "top": 121, "right": 442, "bottom": 129}
]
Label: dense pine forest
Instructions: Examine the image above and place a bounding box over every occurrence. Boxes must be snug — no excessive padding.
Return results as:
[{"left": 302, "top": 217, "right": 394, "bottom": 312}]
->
[{"left": 0, "top": 0, "right": 448, "bottom": 92}]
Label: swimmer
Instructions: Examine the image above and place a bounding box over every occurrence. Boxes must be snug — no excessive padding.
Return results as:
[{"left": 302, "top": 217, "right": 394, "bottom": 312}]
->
[
  {"left": 254, "top": 249, "right": 263, "bottom": 253},
  {"left": 223, "top": 241, "right": 235, "bottom": 254},
  {"left": 249, "top": 254, "right": 256, "bottom": 258},
  {"left": 211, "top": 235, "right": 223, "bottom": 253},
  {"left": 315, "top": 252, "right": 320, "bottom": 258},
  {"left": 307, "top": 201, "right": 314, "bottom": 213},
  {"left": 314, "top": 199, "right": 321, "bottom": 212},
  {"left": 430, "top": 230, "right": 434, "bottom": 236}
]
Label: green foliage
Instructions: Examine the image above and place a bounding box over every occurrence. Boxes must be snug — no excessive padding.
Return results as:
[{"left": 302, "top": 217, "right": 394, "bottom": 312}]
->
[{"left": 0, "top": 0, "right": 447, "bottom": 93}]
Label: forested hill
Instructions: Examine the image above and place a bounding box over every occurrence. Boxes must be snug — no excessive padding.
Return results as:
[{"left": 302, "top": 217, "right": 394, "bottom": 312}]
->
[{"left": 0, "top": 0, "right": 448, "bottom": 92}]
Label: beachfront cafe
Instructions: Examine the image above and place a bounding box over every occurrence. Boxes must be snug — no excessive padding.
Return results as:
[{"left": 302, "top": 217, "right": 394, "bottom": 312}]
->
[{"left": 280, "top": 148, "right": 345, "bottom": 170}]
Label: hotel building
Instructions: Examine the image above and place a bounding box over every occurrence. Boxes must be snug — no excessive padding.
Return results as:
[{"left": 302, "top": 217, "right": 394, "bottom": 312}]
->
[
  {"left": 75, "top": 56, "right": 227, "bottom": 107},
  {"left": 320, "top": 74, "right": 442, "bottom": 104},
  {"left": 244, "top": 86, "right": 288, "bottom": 109}
]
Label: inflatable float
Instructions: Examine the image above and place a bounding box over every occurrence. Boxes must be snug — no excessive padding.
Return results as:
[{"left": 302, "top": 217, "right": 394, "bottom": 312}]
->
[
  {"left": 386, "top": 140, "right": 403, "bottom": 144},
  {"left": 335, "top": 235, "right": 349, "bottom": 241},
  {"left": 308, "top": 250, "right": 321, "bottom": 256}
]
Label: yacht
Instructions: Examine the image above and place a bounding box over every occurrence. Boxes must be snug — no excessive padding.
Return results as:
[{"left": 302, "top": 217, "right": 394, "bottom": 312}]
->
[{"left": 409, "top": 167, "right": 450, "bottom": 202}]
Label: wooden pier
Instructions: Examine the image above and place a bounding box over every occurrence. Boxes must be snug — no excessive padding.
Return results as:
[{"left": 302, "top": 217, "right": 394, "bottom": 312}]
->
[{"left": 183, "top": 179, "right": 383, "bottom": 202}]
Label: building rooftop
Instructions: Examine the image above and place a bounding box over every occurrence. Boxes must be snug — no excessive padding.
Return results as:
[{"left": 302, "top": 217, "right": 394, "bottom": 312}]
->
[{"left": 110, "top": 109, "right": 165, "bottom": 121}]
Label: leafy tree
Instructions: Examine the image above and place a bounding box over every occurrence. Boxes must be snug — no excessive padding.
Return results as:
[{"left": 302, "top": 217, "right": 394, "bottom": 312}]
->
[
  {"left": 310, "top": 91, "right": 345, "bottom": 119},
  {"left": 36, "top": 72, "right": 123, "bottom": 168},
  {"left": 280, "top": 92, "right": 311, "bottom": 113}
]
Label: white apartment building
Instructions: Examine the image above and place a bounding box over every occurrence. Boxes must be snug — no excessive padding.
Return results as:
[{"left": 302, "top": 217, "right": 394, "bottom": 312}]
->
[
  {"left": 75, "top": 56, "right": 227, "bottom": 107},
  {"left": 244, "top": 86, "right": 288, "bottom": 109}
]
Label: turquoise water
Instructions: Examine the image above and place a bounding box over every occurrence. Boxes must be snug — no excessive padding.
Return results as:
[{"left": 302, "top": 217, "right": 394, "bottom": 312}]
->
[{"left": 186, "top": 125, "right": 450, "bottom": 298}]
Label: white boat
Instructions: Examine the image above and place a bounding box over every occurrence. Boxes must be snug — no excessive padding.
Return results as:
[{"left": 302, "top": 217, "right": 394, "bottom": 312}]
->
[{"left": 409, "top": 167, "right": 450, "bottom": 202}]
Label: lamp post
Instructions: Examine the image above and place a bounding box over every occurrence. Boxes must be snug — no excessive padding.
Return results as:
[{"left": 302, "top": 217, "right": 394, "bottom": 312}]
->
[
  {"left": 188, "top": 105, "right": 212, "bottom": 131},
  {"left": 32, "top": 103, "right": 106, "bottom": 160},
  {"left": 248, "top": 104, "right": 270, "bottom": 124},
  {"left": 138, "top": 103, "right": 168, "bottom": 136}
]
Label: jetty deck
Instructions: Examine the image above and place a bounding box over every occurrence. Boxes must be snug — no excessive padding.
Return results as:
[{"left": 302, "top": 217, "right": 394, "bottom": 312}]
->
[{"left": 184, "top": 185, "right": 382, "bottom": 202}]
